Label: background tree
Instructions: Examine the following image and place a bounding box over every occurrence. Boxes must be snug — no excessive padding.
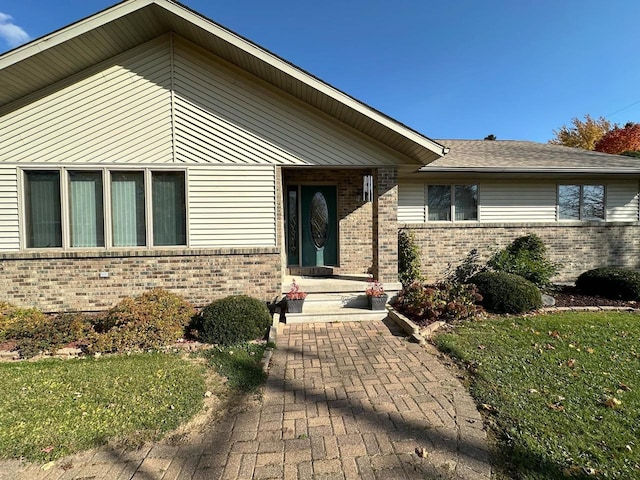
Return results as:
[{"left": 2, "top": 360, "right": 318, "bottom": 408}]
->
[
  {"left": 594, "top": 122, "right": 640, "bottom": 155},
  {"left": 549, "top": 114, "right": 612, "bottom": 150}
]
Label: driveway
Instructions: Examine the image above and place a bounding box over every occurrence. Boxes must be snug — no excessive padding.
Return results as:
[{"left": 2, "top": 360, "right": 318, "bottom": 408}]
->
[{"left": 2, "top": 320, "right": 491, "bottom": 479}]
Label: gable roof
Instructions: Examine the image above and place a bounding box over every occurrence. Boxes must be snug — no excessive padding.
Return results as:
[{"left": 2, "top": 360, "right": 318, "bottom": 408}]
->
[
  {"left": 0, "top": 0, "right": 446, "bottom": 165},
  {"left": 420, "top": 139, "right": 640, "bottom": 174}
]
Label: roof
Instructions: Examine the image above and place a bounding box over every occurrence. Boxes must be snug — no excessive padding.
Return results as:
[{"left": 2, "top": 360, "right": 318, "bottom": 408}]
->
[
  {"left": 420, "top": 139, "right": 640, "bottom": 174},
  {"left": 0, "top": 0, "right": 446, "bottom": 165}
]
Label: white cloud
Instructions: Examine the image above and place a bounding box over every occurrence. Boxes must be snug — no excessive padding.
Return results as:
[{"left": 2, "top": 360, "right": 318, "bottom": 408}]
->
[{"left": 0, "top": 12, "right": 31, "bottom": 49}]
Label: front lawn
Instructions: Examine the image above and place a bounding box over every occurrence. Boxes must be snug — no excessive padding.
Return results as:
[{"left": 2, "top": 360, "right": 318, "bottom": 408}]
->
[
  {"left": 0, "top": 353, "right": 206, "bottom": 462},
  {"left": 434, "top": 312, "right": 640, "bottom": 479}
]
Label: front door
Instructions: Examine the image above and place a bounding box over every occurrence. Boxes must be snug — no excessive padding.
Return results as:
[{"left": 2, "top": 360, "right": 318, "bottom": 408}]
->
[{"left": 286, "top": 185, "right": 338, "bottom": 267}]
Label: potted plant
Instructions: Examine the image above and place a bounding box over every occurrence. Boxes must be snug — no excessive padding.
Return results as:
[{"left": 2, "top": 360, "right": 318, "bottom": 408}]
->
[
  {"left": 366, "top": 278, "right": 388, "bottom": 310},
  {"left": 285, "top": 279, "right": 307, "bottom": 313}
]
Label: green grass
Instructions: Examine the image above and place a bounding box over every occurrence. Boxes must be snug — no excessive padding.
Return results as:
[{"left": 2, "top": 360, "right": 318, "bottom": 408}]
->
[
  {"left": 434, "top": 312, "right": 640, "bottom": 479},
  {"left": 201, "top": 342, "right": 268, "bottom": 393},
  {"left": 0, "top": 353, "right": 206, "bottom": 462}
]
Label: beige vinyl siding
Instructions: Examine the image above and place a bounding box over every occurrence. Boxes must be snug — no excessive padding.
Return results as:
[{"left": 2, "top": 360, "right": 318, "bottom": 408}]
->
[
  {"left": 0, "top": 166, "right": 20, "bottom": 251},
  {"left": 0, "top": 37, "right": 173, "bottom": 165},
  {"left": 188, "top": 165, "right": 276, "bottom": 247},
  {"left": 172, "top": 39, "right": 401, "bottom": 166},
  {"left": 398, "top": 182, "right": 426, "bottom": 223},
  {"left": 606, "top": 181, "right": 640, "bottom": 221},
  {"left": 480, "top": 183, "right": 557, "bottom": 222}
]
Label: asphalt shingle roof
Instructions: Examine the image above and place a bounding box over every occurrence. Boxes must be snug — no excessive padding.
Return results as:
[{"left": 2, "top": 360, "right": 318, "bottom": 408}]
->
[{"left": 421, "top": 139, "right": 640, "bottom": 172}]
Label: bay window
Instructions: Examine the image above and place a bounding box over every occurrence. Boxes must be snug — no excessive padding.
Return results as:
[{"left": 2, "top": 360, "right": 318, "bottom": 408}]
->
[{"left": 23, "top": 169, "right": 187, "bottom": 249}]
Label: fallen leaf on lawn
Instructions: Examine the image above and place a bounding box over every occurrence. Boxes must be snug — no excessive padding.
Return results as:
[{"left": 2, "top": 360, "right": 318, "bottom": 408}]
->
[
  {"left": 478, "top": 344, "right": 486, "bottom": 350},
  {"left": 204, "top": 391, "right": 213, "bottom": 397},
  {"left": 549, "top": 331, "right": 561, "bottom": 339},
  {"left": 587, "top": 348, "right": 595, "bottom": 354},
  {"left": 41, "top": 462, "right": 55, "bottom": 471},
  {"left": 545, "top": 344, "right": 556, "bottom": 350},
  {"left": 480, "top": 403, "right": 495, "bottom": 412},
  {"left": 603, "top": 397, "right": 622, "bottom": 408},
  {"left": 569, "top": 344, "right": 575, "bottom": 349},
  {"left": 618, "top": 382, "right": 631, "bottom": 391},
  {"left": 557, "top": 395, "right": 566, "bottom": 401},
  {"left": 567, "top": 359, "right": 576, "bottom": 368},
  {"left": 528, "top": 389, "right": 539, "bottom": 394},
  {"left": 41, "top": 446, "right": 54, "bottom": 454},
  {"left": 415, "top": 447, "right": 428, "bottom": 458},
  {"left": 583, "top": 467, "right": 597, "bottom": 475},
  {"left": 548, "top": 402, "right": 565, "bottom": 411},
  {"left": 626, "top": 445, "right": 633, "bottom": 452}
]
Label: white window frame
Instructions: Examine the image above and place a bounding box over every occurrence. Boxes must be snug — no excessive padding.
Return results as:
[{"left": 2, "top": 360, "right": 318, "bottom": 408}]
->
[
  {"left": 557, "top": 184, "right": 606, "bottom": 222},
  {"left": 20, "top": 167, "right": 189, "bottom": 250},
  {"left": 426, "top": 184, "right": 479, "bottom": 222}
]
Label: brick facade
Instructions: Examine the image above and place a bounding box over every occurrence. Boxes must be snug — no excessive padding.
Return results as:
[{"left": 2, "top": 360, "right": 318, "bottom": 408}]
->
[
  {"left": 0, "top": 248, "right": 281, "bottom": 312},
  {"left": 283, "top": 168, "right": 374, "bottom": 275},
  {"left": 404, "top": 222, "right": 640, "bottom": 282},
  {"left": 372, "top": 167, "right": 399, "bottom": 283}
]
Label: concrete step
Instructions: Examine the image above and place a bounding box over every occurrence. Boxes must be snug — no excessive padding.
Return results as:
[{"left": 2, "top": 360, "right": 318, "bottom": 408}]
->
[
  {"left": 283, "top": 275, "right": 402, "bottom": 295},
  {"left": 285, "top": 307, "right": 389, "bottom": 324}
]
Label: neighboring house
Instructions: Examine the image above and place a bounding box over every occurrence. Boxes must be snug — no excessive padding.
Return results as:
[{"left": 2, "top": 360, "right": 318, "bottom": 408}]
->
[
  {"left": 399, "top": 140, "right": 640, "bottom": 281},
  {"left": 0, "top": 1, "right": 639, "bottom": 312}
]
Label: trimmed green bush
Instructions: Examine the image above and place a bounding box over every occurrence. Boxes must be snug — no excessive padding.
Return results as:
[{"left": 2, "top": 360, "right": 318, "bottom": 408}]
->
[
  {"left": 470, "top": 271, "right": 542, "bottom": 314},
  {"left": 576, "top": 267, "right": 640, "bottom": 300},
  {"left": 88, "top": 288, "right": 195, "bottom": 353},
  {"left": 488, "top": 234, "right": 559, "bottom": 287},
  {"left": 398, "top": 230, "right": 423, "bottom": 288},
  {"left": 199, "top": 295, "right": 271, "bottom": 346}
]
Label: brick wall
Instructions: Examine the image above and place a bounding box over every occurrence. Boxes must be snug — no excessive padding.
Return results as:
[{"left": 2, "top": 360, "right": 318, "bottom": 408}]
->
[
  {"left": 0, "top": 248, "right": 281, "bottom": 312},
  {"left": 373, "top": 168, "right": 399, "bottom": 283},
  {"left": 404, "top": 222, "right": 640, "bottom": 282},
  {"left": 284, "top": 169, "right": 373, "bottom": 275}
]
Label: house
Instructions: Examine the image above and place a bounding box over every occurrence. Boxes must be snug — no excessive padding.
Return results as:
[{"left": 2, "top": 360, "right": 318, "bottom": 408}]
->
[
  {"left": 399, "top": 139, "right": 640, "bottom": 281},
  {"left": 1, "top": 1, "right": 639, "bottom": 312},
  {"left": 0, "top": 0, "right": 446, "bottom": 311}
]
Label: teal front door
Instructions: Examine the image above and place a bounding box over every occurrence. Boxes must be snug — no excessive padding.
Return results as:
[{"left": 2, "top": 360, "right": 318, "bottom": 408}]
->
[{"left": 299, "top": 186, "right": 337, "bottom": 267}]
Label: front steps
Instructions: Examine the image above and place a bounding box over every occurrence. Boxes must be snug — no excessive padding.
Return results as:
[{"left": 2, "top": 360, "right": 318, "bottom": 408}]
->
[{"left": 280, "top": 275, "right": 401, "bottom": 324}]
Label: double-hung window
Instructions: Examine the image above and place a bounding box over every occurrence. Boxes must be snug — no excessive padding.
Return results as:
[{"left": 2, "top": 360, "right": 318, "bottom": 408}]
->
[
  {"left": 427, "top": 184, "right": 478, "bottom": 221},
  {"left": 23, "top": 169, "right": 187, "bottom": 249},
  {"left": 558, "top": 184, "right": 605, "bottom": 221}
]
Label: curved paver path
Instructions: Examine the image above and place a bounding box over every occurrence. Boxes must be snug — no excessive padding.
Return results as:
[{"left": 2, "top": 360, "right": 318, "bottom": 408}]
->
[{"left": 1, "top": 319, "right": 491, "bottom": 479}]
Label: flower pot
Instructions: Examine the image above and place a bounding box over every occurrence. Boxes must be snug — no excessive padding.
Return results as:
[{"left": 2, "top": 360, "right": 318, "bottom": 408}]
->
[
  {"left": 367, "top": 294, "right": 388, "bottom": 311},
  {"left": 286, "top": 298, "right": 305, "bottom": 313}
]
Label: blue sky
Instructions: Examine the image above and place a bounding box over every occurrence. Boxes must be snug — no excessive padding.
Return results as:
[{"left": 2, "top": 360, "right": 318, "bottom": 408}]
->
[{"left": 1, "top": 0, "right": 639, "bottom": 143}]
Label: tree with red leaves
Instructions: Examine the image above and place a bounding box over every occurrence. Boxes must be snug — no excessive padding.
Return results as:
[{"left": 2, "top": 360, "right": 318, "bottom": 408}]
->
[{"left": 594, "top": 122, "right": 640, "bottom": 155}]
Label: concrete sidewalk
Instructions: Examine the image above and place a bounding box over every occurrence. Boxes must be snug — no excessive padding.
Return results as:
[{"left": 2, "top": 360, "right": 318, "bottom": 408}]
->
[{"left": 1, "top": 319, "right": 491, "bottom": 479}]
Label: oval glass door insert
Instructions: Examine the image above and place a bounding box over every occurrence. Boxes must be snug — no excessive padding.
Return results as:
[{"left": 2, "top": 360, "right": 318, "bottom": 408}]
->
[{"left": 310, "top": 192, "right": 329, "bottom": 249}]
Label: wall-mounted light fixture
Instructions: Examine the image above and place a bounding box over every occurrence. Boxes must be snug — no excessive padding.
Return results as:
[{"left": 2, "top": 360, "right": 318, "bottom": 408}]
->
[{"left": 363, "top": 174, "right": 374, "bottom": 202}]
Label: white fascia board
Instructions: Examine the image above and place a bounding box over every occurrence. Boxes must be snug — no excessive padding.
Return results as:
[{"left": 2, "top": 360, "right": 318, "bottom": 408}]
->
[
  {"left": 418, "top": 167, "right": 640, "bottom": 175},
  {"left": 0, "top": 0, "right": 155, "bottom": 69}
]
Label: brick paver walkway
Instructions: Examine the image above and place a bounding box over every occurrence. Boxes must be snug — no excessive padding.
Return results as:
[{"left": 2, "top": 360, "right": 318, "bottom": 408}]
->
[{"left": 1, "top": 320, "right": 491, "bottom": 479}]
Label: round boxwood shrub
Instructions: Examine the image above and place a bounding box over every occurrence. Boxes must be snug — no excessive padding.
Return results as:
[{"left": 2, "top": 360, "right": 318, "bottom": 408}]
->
[
  {"left": 469, "top": 271, "right": 542, "bottom": 314},
  {"left": 576, "top": 267, "right": 640, "bottom": 300},
  {"left": 199, "top": 295, "right": 271, "bottom": 346}
]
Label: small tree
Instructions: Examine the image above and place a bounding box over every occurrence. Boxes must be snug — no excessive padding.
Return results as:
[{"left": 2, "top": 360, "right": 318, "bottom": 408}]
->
[
  {"left": 398, "top": 230, "right": 423, "bottom": 288},
  {"left": 549, "top": 114, "right": 612, "bottom": 150},
  {"left": 594, "top": 122, "right": 640, "bottom": 154}
]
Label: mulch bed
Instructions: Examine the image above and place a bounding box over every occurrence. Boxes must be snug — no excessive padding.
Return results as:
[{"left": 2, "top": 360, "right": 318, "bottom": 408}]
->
[{"left": 550, "top": 285, "right": 638, "bottom": 309}]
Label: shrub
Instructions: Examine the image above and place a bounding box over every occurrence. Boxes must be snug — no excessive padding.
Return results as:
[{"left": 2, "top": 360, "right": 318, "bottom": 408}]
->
[
  {"left": 576, "top": 267, "right": 640, "bottom": 300},
  {"left": 88, "top": 288, "right": 195, "bottom": 353},
  {"left": 487, "top": 234, "right": 559, "bottom": 287},
  {"left": 396, "top": 281, "right": 482, "bottom": 324},
  {"left": 398, "top": 230, "right": 423, "bottom": 288},
  {"left": 0, "top": 303, "right": 92, "bottom": 358},
  {"left": 445, "top": 248, "right": 485, "bottom": 284},
  {"left": 199, "top": 295, "right": 271, "bottom": 346},
  {"left": 470, "top": 271, "right": 542, "bottom": 314}
]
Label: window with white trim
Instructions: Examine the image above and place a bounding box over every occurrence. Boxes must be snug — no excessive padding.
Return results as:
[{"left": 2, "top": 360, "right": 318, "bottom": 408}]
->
[
  {"left": 427, "top": 184, "right": 478, "bottom": 221},
  {"left": 558, "top": 184, "right": 605, "bottom": 221},
  {"left": 23, "top": 169, "right": 187, "bottom": 249}
]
